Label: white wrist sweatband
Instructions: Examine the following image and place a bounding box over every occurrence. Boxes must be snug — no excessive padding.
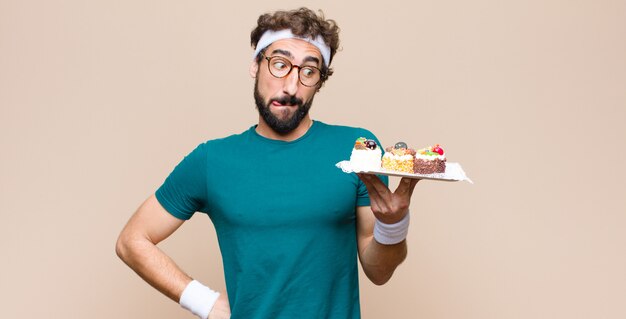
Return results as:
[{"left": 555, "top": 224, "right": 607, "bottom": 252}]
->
[
  {"left": 373, "top": 211, "right": 411, "bottom": 245},
  {"left": 179, "top": 280, "right": 220, "bottom": 319}
]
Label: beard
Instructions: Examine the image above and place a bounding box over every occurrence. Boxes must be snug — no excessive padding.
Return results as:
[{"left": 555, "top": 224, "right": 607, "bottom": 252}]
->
[{"left": 254, "top": 79, "right": 314, "bottom": 135}]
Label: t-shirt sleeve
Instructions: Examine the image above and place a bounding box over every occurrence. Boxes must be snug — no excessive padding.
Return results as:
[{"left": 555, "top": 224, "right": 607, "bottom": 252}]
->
[
  {"left": 355, "top": 131, "right": 389, "bottom": 207},
  {"left": 155, "top": 143, "right": 208, "bottom": 220}
]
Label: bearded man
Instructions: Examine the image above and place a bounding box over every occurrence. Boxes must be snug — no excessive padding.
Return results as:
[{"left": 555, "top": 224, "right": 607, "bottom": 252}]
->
[{"left": 116, "top": 7, "right": 418, "bottom": 319}]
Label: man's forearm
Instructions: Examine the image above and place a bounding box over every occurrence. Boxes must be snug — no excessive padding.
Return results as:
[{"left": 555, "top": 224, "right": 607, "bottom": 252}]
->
[
  {"left": 359, "top": 238, "right": 407, "bottom": 285},
  {"left": 116, "top": 235, "right": 191, "bottom": 302}
]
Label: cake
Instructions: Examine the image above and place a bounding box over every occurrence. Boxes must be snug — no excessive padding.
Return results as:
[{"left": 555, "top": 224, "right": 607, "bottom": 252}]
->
[
  {"left": 414, "top": 144, "right": 446, "bottom": 174},
  {"left": 382, "top": 142, "right": 417, "bottom": 173},
  {"left": 349, "top": 137, "right": 382, "bottom": 171},
  {"left": 382, "top": 142, "right": 447, "bottom": 174}
]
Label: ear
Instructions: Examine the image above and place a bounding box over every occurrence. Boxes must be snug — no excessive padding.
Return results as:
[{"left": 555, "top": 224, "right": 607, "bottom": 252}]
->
[{"left": 249, "top": 61, "right": 259, "bottom": 78}]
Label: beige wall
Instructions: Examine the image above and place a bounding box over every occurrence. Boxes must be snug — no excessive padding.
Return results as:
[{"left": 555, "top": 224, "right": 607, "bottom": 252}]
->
[{"left": 1, "top": 0, "right": 625, "bottom": 318}]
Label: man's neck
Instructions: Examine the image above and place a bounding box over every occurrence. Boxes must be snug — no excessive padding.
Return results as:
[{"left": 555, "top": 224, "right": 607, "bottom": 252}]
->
[{"left": 255, "top": 116, "right": 314, "bottom": 142}]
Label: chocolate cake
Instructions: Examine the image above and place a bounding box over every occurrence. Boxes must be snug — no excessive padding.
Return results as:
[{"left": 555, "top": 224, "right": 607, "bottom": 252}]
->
[{"left": 414, "top": 144, "right": 446, "bottom": 174}]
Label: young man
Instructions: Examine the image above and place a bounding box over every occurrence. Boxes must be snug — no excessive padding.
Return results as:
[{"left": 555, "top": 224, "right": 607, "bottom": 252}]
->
[{"left": 116, "top": 8, "right": 419, "bottom": 319}]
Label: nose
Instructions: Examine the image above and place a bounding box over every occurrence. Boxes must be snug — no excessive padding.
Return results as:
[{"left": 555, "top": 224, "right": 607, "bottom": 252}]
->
[{"left": 282, "top": 67, "right": 300, "bottom": 96}]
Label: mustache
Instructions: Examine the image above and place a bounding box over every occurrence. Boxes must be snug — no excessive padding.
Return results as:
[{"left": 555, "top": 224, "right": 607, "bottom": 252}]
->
[{"left": 270, "top": 95, "right": 303, "bottom": 107}]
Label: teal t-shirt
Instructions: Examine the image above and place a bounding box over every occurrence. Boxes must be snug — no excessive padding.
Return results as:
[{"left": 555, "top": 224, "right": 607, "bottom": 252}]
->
[{"left": 156, "top": 121, "right": 388, "bottom": 319}]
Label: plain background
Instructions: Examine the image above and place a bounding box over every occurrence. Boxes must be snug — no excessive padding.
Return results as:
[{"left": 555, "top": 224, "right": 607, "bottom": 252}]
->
[{"left": 1, "top": 0, "right": 625, "bottom": 318}]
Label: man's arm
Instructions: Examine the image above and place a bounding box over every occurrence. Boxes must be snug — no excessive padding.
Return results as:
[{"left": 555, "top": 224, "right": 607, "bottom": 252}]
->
[
  {"left": 356, "top": 206, "right": 408, "bottom": 285},
  {"left": 356, "top": 175, "right": 419, "bottom": 285},
  {"left": 116, "top": 195, "right": 230, "bottom": 318},
  {"left": 115, "top": 194, "right": 191, "bottom": 301}
]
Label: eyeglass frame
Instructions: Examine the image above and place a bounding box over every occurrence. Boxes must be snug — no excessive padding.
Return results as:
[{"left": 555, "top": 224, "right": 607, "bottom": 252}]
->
[{"left": 261, "top": 53, "right": 326, "bottom": 87}]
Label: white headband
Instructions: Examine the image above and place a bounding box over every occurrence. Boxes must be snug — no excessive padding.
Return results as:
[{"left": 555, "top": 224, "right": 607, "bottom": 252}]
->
[{"left": 253, "top": 29, "right": 331, "bottom": 67}]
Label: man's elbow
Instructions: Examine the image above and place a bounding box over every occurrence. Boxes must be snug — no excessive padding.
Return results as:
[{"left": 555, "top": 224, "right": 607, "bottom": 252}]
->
[
  {"left": 115, "top": 231, "right": 136, "bottom": 263},
  {"left": 115, "top": 234, "right": 128, "bottom": 261},
  {"left": 364, "top": 255, "right": 407, "bottom": 285},
  {"left": 366, "top": 270, "right": 394, "bottom": 286}
]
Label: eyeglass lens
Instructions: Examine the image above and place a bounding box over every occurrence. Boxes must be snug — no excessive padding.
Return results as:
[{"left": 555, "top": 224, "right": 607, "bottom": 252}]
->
[{"left": 266, "top": 56, "right": 321, "bottom": 87}]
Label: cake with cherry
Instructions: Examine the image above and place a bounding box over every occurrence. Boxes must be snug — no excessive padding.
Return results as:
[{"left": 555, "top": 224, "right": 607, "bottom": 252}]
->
[
  {"left": 349, "top": 137, "right": 382, "bottom": 172},
  {"left": 414, "top": 144, "right": 446, "bottom": 174}
]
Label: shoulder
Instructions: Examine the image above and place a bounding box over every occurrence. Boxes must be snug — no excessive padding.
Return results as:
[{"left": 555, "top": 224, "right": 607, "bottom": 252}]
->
[
  {"left": 199, "top": 127, "right": 254, "bottom": 149},
  {"left": 315, "top": 121, "right": 382, "bottom": 146},
  {"left": 316, "top": 121, "right": 379, "bottom": 140},
  {"left": 173, "top": 127, "right": 253, "bottom": 163}
]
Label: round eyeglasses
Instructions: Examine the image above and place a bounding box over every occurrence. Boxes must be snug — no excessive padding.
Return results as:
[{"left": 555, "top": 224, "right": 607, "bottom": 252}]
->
[{"left": 263, "top": 54, "right": 324, "bottom": 87}]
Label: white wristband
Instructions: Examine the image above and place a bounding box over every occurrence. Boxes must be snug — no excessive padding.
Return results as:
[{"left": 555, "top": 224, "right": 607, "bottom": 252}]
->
[
  {"left": 179, "top": 280, "right": 220, "bottom": 319},
  {"left": 373, "top": 211, "right": 410, "bottom": 245}
]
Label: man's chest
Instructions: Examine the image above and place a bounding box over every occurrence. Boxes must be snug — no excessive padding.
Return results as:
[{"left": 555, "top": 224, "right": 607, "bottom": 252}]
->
[{"left": 204, "top": 150, "right": 358, "bottom": 227}]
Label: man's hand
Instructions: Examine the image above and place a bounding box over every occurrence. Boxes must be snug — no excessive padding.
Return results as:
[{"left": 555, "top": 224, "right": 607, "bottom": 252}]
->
[
  {"left": 355, "top": 174, "right": 419, "bottom": 284},
  {"left": 208, "top": 294, "right": 231, "bottom": 319},
  {"left": 357, "top": 174, "right": 419, "bottom": 224}
]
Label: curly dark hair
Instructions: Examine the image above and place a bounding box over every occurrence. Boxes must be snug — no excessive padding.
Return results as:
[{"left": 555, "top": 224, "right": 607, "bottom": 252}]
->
[{"left": 251, "top": 8, "right": 340, "bottom": 84}]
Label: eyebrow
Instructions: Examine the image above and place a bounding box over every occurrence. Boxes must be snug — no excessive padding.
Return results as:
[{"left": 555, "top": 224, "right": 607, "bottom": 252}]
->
[
  {"left": 302, "top": 56, "right": 321, "bottom": 66},
  {"left": 270, "top": 49, "right": 321, "bottom": 67},
  {"left": 270, "top": 49, "right": 294, "bottom": 59}
]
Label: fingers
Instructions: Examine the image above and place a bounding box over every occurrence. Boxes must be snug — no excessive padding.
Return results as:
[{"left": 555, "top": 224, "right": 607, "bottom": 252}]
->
[
  {"left": 358, "top": 174, "right": 420, "bottom": 220},
  {"left": 358, "top": 174, "right": 419, "bottom": 202},
  {"left": 393, "top": 178, "right": 418, "bottom": 214},
  {"left": 395, "top": 177, "right": 420, "bottom": 197},
  {"left": 408, "top": 179, "right": 419, "bottom": 196},
  {"left": 357, "top": 174, "right": 388, "bottom": 213},
  {"left": 360, "top": 173, "right": 392, "bottom": 197},
  {"left": 357, "top": 174, "right": 420, "bottom": 216}
]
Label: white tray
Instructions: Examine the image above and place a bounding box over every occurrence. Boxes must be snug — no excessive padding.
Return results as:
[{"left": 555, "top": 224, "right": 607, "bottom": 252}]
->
[{"left": 335, "top": 161, "right": 473, "bottom": 184}]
